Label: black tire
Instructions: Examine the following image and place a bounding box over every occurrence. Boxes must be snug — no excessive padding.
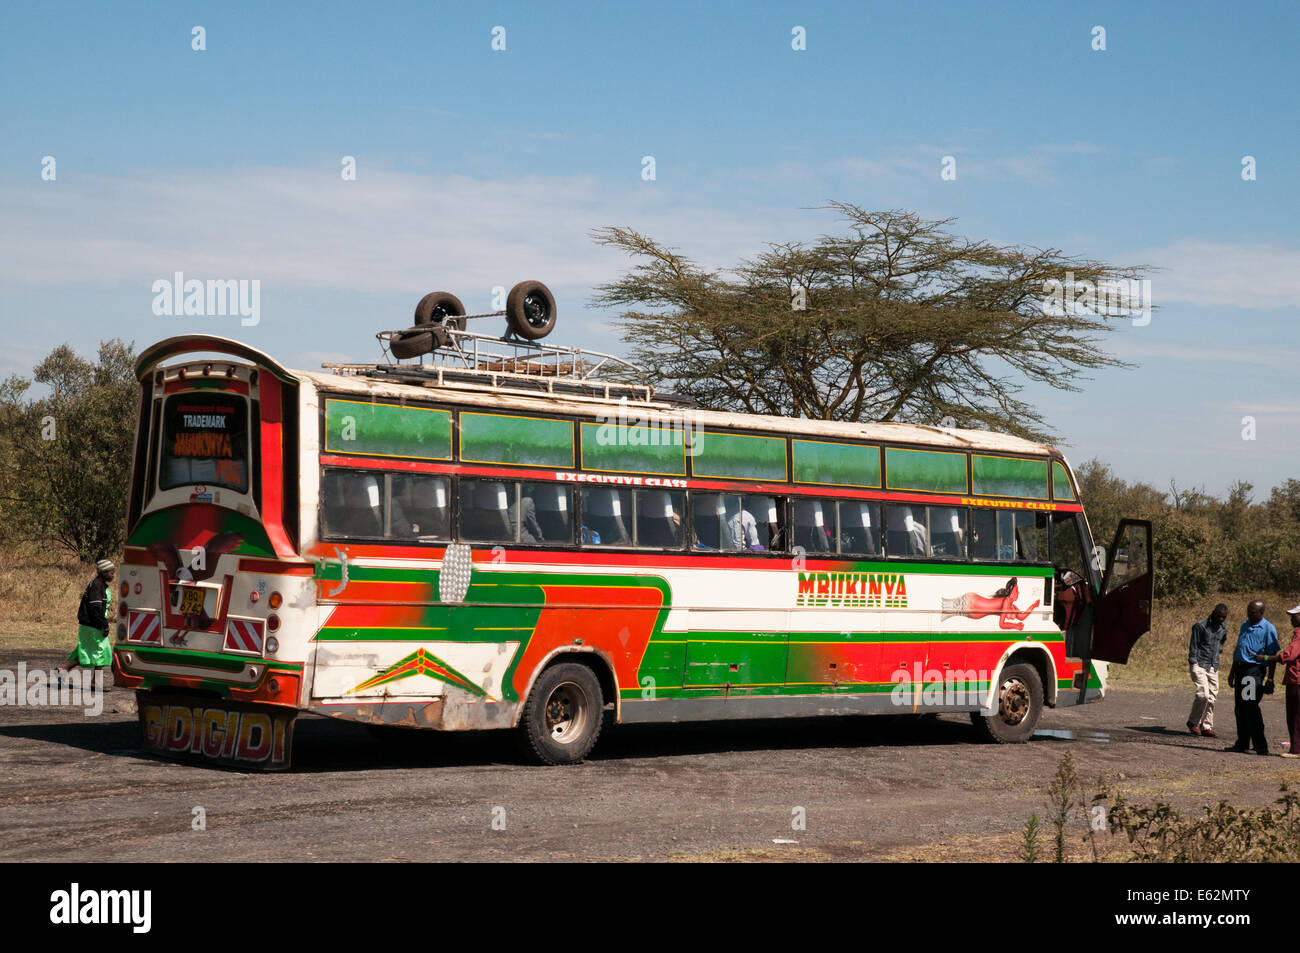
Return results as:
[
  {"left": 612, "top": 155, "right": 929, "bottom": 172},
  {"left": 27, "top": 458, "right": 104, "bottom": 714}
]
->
[
  {"left": 414, "top": 291, "right": 467, "bottom": 331},
  {"left": 505, "top": 280, "right": 557, "bottom": 340},
  {"left": 970, "top": 662, "right": 1043, "bottom": 743},
  {"left": 390, "top": 328, "right": 433, "bottom": 359},
  {"left": 517, "top": 662, "right": 603, "bottom": 765}
]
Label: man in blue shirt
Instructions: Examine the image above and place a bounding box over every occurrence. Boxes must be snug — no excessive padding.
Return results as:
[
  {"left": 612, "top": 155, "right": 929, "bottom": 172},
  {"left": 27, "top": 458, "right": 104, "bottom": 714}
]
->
[{"left": 1226, "top": 600, "right": 1280, "bottom": 754}]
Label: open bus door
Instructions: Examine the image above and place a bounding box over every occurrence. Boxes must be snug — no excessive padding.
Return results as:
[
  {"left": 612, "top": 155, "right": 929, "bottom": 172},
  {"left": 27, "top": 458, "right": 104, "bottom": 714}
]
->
[{"left": 1090, "top": 519, "right": 1153, "bottom": 664}]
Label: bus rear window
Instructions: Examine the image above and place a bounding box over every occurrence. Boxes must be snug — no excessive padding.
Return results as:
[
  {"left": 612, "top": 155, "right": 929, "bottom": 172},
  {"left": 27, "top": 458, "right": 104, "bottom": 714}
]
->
[{"left": 159, "top": 393, "right": 250, "bottom": 493}]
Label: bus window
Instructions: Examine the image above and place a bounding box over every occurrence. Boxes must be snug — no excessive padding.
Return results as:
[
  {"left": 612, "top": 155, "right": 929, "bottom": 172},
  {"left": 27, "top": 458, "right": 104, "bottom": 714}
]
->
[
  {"left": 971, "top": 509, "right": 1017, "bottom": 561},
  {"left": 459, "top": 479, "right": 516, "bottom": 543},
  {"left": 1013, "top": 510, "right": 1048, "bottom": 562},
  {"left": 737, "top": 494, "right": 781, "bottom": 551},
  {"left": 886, "top": 504, "right": 928, "bottom": 556},
  {"left": 582, "top": 487, "right": 632, "bottom": 546},
  {"left": 836, "top": 500, "right": 880, "bottom": 556},
  {"left": 929, "top": 505, "right": 967, "bottom": 558},
  {"left": 1050, "top": 511, "right": 1092, "bottom": 587},
  {"left": 159, "top": 393, "right": 250, "bottom": 493},
  {"left": 390, "top": 474, "right": 450, "bottom": 540},
  {"left": 323, "top": 470, "right": 385, "bottom": 539},
  {"left": 691, "top": 493, "right": 723, "bottom": 549},
  {"left": 792, "top": 499, "right": 832, "bottom": 553},
  {"left": 636, "top": 490, "right": 685, "bottom": 549},
  {"left": 526, "top": 482, "right": 572, "bottom": 544}
]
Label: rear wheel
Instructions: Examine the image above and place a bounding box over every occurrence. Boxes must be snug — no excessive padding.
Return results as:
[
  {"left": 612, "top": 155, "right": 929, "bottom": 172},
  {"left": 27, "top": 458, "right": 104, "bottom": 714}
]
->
[
  {"left": 518, "top": 662, "right": 603, "bottom": 765},
  {"left": 970, "top": 662, "right": 1043, "bottom": 743}
]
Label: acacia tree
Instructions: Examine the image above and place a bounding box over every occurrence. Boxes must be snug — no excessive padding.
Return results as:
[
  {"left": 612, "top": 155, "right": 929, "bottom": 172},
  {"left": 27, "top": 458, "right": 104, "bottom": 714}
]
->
[
  {"left": 592, "top": 203, "right": 1148, "bottom": 441},
  {"left": 0, "top": 340, "right": 137, "bottom": 560}
]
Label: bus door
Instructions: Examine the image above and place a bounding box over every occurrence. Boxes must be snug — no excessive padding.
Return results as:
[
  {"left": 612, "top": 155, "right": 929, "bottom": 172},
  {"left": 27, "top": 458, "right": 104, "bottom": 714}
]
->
[{"left": 1090, "top": 519, "right": 1153, "bottom": 664}]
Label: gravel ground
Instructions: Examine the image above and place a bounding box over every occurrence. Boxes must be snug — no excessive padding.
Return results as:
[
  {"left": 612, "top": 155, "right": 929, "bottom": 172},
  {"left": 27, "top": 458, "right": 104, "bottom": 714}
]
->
[{"left": 3, "top": 648, "right": 1296, "bottom": 862}]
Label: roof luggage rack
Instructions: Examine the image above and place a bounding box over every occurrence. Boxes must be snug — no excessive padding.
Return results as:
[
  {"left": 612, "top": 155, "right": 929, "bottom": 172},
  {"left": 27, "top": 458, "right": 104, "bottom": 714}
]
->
[{"left": 321, "top": 281, "right": 697, "bottom": 406}]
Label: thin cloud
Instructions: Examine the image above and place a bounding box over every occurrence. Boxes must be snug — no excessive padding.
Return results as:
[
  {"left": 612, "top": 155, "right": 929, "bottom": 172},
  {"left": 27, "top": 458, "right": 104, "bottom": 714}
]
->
[{"left": 1139, "top": 240, "right": 1300, "bottom": 310}]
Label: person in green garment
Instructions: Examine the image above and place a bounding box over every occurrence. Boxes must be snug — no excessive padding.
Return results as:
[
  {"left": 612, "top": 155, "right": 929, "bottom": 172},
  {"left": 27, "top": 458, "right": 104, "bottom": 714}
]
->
[{"left": 58, "top": 558, "right": 116, "bottom": 687}]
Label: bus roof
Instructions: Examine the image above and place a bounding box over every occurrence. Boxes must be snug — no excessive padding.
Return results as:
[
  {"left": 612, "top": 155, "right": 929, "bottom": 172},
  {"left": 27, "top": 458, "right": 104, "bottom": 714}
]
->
[{"left": 295, "top": 366, "right": 1059, "bottom": 459}]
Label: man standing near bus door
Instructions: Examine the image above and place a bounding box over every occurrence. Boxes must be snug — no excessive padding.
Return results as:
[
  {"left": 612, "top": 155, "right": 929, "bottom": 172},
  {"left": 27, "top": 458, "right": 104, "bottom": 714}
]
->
[
  {"left": 1225, "top": 600, "right": 1279, "bottom": 754},
  {"left": 57, "top": 559, "right": 115, "bottom": 690},
  {"left": 1257, "top": 603, "right": 1300, "bottom": 758},
  {"left": 1187, "top": 603, "right": 1229, "bottom": 737}
]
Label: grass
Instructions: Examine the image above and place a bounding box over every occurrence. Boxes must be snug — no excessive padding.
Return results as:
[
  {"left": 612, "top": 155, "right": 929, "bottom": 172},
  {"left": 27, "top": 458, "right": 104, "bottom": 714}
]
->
[
  {"left": 0, "top": 540, "right": 95, "bottom": 651},
  {"left": 1110, "top": 590, "right": 1293, "bottom": 692}
]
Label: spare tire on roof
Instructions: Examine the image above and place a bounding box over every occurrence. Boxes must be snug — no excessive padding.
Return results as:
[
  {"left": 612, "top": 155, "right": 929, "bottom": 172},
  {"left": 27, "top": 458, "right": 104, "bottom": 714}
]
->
[
  {"left": 414, "top": 291, "right": 467, "bottom": 331},
  {"left": 505, "top": 281, "right": 557, "bottom": 340},
  {"left": 390, "top": 328, "right": 434, "bottom": 360}
]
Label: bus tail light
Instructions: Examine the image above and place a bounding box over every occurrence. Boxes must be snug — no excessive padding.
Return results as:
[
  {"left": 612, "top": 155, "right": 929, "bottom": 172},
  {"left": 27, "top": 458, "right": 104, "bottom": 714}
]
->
[
  {"left": 119, "top": 582, "right": 129, "bottom": 598},
  {"left": 268, "top": 591, "right": 282, "bottom": 609},
  {"left": 267, "top": 614, "right": 280, "bottom": 633},
  {"left": 265, "top": 636, "right": 279, "bottom": 655}
]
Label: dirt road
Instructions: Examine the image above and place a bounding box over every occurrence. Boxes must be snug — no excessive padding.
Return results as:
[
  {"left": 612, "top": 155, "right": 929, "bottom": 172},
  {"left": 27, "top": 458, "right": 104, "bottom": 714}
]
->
[{"left": 3, "top": 648, "right": 1296, "bottom": 862}]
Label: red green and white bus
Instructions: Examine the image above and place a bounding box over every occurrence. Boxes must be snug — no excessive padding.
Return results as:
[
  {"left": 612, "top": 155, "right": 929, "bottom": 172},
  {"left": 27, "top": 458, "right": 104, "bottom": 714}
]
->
[{"left": 113, "top": 334, "right": 1152, "bottom": 769}]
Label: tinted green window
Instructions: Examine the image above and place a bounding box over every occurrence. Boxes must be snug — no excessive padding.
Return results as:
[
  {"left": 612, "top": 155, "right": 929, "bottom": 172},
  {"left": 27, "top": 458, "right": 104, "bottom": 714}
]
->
[
  {"left": 792, "top": 439, "right": 880, "bottom": 487},
  {"left": 885, "top": 447, "right": 968, "bottom": 493},
  {"left": 972, "top": 455, "right": 1049, "bottom": 499},
  {"left": 460, "top": 413, "right": 574, "bottom": 468},
  {"left": 580, "top": 422, "right": 686, "bottom": 475},
  {"left": 324, "top": 399, "right": 451, "bottom": 460},
  {"left": 692, "top": 431, "right": 787, "bottom": 481},
  {"left": 1053, "top": 462, "right": 1076, "bottom": 500}
]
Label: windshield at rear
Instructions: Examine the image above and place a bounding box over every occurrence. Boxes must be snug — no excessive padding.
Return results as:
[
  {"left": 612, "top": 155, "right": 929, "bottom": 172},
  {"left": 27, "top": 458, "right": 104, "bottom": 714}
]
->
[{"left": 158, "top": 392, "right": 250, "bottom": 493}]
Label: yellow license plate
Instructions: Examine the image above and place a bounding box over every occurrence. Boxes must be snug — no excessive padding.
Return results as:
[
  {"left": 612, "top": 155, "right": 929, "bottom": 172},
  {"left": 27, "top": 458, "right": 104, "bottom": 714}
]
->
[{"left": 178, "top": 587, "right": 205, "bottom": 615}]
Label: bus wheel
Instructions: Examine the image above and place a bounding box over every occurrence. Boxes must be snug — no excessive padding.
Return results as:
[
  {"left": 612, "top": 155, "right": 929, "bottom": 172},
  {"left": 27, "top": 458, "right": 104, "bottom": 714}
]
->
[
  {"left": 505, "top": 281, "right": 557, "bottom": 340},
  {"left": 414, "top": 291, "right": 467, "bottom": 331},
  {"left": 518, "top": 662, "right": 603, "bottom": 765},
  {"left": 970, "top": 663, "right": 1042, "bottom": 743}
]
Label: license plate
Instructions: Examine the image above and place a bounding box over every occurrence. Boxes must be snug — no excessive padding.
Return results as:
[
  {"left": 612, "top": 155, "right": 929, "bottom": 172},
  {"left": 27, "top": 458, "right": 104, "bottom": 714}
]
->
[{"left": 178, "top": 587, "right": 205, "bottom": 616}]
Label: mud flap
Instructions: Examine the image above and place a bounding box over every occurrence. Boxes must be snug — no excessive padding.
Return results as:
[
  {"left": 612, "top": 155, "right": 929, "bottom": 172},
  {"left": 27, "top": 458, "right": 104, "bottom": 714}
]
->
[{"left": 138, "top": 690, "right": 295, "bottom": 771}]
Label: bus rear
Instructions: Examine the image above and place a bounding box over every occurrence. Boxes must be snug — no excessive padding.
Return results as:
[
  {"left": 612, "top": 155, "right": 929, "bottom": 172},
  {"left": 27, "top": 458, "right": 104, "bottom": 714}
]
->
[{"left": 113, "top": 336, "right": 310, "bottom": 770}]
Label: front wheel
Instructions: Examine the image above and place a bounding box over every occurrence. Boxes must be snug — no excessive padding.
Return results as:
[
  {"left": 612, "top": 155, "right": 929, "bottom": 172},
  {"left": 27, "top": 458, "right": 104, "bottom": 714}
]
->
[
  {"left": 517, "top": 662, "right": 603, "bottom": 765},
  {"left": 970, "top": 662, "right": 1043, "bottom": 743}
]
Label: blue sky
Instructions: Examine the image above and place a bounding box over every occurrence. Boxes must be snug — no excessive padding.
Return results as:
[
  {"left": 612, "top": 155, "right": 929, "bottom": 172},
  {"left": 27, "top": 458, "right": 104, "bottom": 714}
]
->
[{"left": 2, "top": 0, "right": 1297, "bottom": 496}]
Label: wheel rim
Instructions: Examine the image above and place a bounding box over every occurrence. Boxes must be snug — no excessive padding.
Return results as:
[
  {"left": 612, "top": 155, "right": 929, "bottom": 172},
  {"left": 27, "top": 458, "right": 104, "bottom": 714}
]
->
[
  {"left": 544, "top": 680, "right": 590, "bottom": 744},
  {"left": 523, "top": 294, "right": 551, "bottom": 327},
  {"left": 998, "top": 676, "right": 1031, "bottom": 726}
]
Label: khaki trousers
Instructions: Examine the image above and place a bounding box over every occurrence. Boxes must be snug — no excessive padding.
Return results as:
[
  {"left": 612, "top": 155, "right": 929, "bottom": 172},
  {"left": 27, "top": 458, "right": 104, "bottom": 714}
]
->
[{"left": 1188, "top": 663, "right": 1219, "bottom": 730}]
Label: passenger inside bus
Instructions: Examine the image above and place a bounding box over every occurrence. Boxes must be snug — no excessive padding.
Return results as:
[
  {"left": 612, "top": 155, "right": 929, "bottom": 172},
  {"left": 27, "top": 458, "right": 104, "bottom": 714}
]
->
[
  {"left": 392, "top": 474, "right": 449, "bottom": 539},
  {"left": 930, "top": 505, "right": 967, "bottom": 557},
  {"left": 528, "top": 483, "right": 570, "bottom": 543},
  {"left": 886, "top": 505, "right": 928, "bottom": 556},
  {"left": 837, "top": 501, "right": 879, "bottom": 555},
  {"left": 583, "top": 487, "right": 630, "bottom": 545},
  {"left": 510, "top": 490, "right": 544, "bottom": 544},
  {"left": 459, "top": 480, "right": 515, "bottom": 542},
  {"left": 324, "top": 472, "right": 385, "bottom": 538},
  {"left": 637, "top": 490, "right": 684, "bottom": 548},
  {"left": 793, "top": 499, "right": 831, "bottom": 552}
]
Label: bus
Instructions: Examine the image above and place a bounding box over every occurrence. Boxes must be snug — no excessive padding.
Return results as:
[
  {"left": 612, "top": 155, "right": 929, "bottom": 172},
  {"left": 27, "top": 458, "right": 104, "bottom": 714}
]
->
[{"left": 113, "top": 332, "right": 1152, "bottom": 769}]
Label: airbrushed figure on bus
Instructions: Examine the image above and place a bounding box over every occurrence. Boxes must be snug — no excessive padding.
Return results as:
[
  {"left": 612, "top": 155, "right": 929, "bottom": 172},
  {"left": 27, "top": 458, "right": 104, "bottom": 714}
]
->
[{"left": 111, "top": 283, "right": 1154, "bottom": 769}]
